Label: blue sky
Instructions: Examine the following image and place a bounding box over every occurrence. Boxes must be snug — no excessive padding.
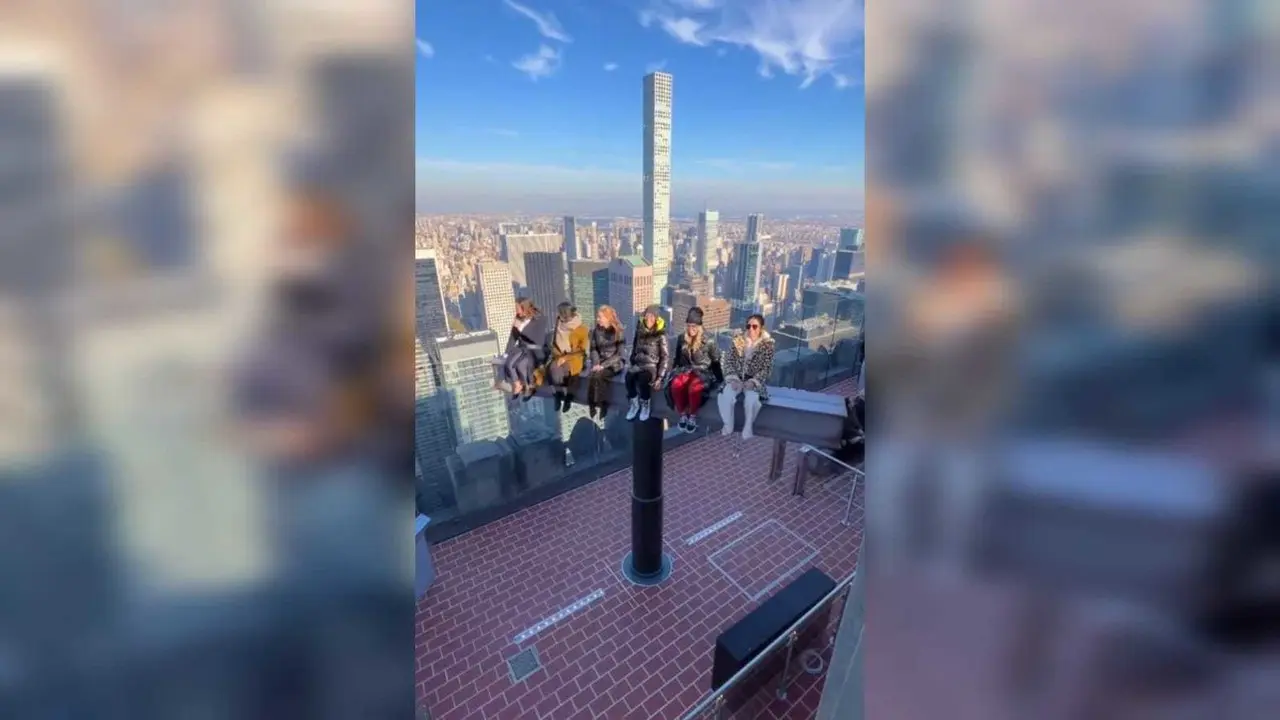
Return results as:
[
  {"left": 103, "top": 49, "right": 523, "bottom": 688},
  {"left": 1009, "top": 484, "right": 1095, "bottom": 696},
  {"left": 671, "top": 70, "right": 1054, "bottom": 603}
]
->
[{"left": 416, "top": 0, "right": 864, "bottom": 218}]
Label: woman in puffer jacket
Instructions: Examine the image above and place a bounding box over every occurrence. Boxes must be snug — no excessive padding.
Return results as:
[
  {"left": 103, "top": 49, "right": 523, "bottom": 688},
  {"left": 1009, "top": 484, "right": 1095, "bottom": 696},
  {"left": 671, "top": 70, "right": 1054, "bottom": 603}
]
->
[
  {"left": 667, "top": 306, "right": 721, "bottom": 433},
  {"left": 625, "top": 304, "right": 669, "bottom": 422},
  {"left": 717, "top": 313, "right": 776, "bottom": 439},
  {"left": 586, "top": 304, "right": 626, "bottom": 419}
]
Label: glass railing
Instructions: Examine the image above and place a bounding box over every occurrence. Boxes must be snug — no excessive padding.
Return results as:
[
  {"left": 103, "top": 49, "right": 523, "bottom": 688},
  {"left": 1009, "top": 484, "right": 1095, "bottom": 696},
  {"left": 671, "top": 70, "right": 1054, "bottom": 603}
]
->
[
  {"left": 417, "top": 288, "right": 861, "bottom": 542},
  {"left": 678, "top": 569, "right": 859, "bottom": 720}
]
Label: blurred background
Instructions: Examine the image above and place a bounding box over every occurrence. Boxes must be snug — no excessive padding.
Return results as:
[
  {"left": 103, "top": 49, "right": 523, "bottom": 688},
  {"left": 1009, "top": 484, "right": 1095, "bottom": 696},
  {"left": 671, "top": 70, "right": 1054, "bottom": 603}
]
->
[
  {"left": 0, "top": 0, "right": 1276, "bottom": 718},
  {"left": 866, "top": 0, "right": 1276, "bottom": 718},
  {"left": 0, "top": 1, "right": 415, "bottom": 717}
]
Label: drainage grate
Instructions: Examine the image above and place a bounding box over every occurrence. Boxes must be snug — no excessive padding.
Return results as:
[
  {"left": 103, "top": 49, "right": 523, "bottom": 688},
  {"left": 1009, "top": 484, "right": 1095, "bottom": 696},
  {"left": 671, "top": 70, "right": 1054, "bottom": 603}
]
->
[{"left": 506, "top": 647, "right": 542, "bottom": 683}]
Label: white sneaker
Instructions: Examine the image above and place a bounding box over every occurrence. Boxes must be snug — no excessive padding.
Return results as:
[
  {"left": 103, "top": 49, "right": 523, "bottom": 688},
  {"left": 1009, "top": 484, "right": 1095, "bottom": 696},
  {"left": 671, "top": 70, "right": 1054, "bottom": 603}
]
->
[
  {"left": 626, "top": 398, "right": 640, "bottom": 421},
  {"left": 741, "top": 425, "right": 754, "bottom": 440},
  {"left": 639, "top": 399, "right": 651, "bottom": 422},
  {"left": 721, "top": 424, "right": 734, "bottom": 437}
]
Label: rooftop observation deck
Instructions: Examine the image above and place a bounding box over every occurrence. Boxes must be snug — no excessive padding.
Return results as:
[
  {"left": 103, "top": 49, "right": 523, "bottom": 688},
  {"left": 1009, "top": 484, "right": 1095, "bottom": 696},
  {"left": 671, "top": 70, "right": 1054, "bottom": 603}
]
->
[{"left": 415, "top": 376, "right": 863, "bottom": 720}]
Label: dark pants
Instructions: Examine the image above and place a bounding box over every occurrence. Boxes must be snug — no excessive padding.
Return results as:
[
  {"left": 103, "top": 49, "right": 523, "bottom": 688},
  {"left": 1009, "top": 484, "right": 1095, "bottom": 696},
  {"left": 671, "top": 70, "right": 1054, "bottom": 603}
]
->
[
  {"left": 548, "top": 362, "right": 576, "bottom": 394},
  {"left": 587, "top": 367, "right": 617, "bottom": 409},
  {"left": 503, "top": 348, "right": 536, "bottom": 387},
  {"left": 626, "top": 367, "right": 655, "bottom": 400}
]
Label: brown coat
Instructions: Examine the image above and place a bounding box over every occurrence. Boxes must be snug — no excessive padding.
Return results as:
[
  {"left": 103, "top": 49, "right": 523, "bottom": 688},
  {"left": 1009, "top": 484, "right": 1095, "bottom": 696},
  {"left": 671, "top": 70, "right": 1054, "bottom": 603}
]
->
[{"left": 549, "top": 318, "right": 590, "bottom": 377}]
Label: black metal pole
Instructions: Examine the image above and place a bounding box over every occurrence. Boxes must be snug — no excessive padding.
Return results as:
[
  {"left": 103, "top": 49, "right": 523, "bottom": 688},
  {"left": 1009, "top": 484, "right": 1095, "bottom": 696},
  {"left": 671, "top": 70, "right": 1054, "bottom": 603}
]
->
[{"left": 626, "top": 414, "right": 668, "bottom": 582}]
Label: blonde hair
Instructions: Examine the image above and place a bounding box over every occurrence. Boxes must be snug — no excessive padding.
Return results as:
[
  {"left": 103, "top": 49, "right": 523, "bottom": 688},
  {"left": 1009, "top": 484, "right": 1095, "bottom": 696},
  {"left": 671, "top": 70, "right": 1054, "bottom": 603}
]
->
[
  {"left": 596, "top": 304, "right": 623, "bottom": 333},
  {"left": 685, "top": 322, "right": 704, "bottom": 352}
]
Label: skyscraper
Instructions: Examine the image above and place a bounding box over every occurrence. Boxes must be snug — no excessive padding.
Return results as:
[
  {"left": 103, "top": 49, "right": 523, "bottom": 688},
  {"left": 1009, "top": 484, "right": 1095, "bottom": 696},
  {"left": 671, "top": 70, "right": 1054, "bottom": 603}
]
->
[
  {"left": 415, "top": 337, "right": 457, "bottom": 509},
  {"left": 476, "top": 260, "right": 515, "bottom": 333},
  {"left": 500, "top": 232, "right": 561, "bottom": 291},
  {"left": 642, "top": 71, "right": 673, "bottom": 303},
  {"left": 564, "top": 216, "right": 578, "bottom": 261},
  {"left": 609, "top": 256, "right": 653, "bottom": 331},
  {"left": 834, "top": 228, "right": 862, "bottom": 280},
  {"left": 525, "top": 251, "right": 568, "bottom": 317},
  {"left": 730, "top": 242, "right": 763, "bottom": 323},
  {"left": 435, "top": 331, "right": 510, "bottom": 445},
  {"left": 569, "top": 260, "right": 609, "bottom": 323},
  {"left": 416, "top": 248, "right": 449, "bottom": 343},
  {"left": 696, "top": 209, "right": 719, "bottom": 275},
  {"left": 745, "top": 213, "right": 764, "bottom": 244}
]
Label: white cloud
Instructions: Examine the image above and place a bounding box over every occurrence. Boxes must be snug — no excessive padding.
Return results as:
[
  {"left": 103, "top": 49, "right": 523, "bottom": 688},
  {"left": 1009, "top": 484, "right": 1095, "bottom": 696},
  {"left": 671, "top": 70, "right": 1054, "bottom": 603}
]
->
[
  {"left": 416, "top": 39, "right": 434, "bottom": 58},
  {"left": 512, "top": 45, "right": 562, "bottom": 80},
  {"left": 639, "top": 0, "right": 863, "bottom": 89},
  {"left": 503, "top": 0, "right": 573, "bottom": 43},
  {"left": 659, "top": 17, "right": 707, "bottom": 45},
  {"left": 603, "top": 62, "right": 619, "bottom": 71},
  {"left": 646, "top": 59, "right": 668, "bottom": 73}
]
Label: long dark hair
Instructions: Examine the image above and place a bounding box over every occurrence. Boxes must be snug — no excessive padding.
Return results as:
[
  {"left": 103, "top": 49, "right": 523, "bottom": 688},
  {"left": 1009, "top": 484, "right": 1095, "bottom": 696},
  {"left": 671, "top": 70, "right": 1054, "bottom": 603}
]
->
[{"left": 557, "top": 302, "right": 576, "bottom": 322}]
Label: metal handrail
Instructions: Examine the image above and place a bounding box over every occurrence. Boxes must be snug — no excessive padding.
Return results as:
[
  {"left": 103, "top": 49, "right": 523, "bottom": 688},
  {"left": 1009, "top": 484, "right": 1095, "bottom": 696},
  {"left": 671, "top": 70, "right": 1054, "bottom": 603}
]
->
[
  {"left": 678, "top": 570, "right": 857, "bottom": 720},
  {"left": 793, "top": 444, "right": 863, "bottom": 526},
  {"left": 799, "top": 444, "right": 862, "bottom": 476}
]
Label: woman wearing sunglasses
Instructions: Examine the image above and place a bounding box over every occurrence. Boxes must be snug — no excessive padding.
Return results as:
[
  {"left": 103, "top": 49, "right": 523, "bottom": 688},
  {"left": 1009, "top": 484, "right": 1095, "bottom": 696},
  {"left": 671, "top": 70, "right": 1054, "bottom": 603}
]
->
[{"left": 717, "top": 313, "right": 776, "bottom": 439}]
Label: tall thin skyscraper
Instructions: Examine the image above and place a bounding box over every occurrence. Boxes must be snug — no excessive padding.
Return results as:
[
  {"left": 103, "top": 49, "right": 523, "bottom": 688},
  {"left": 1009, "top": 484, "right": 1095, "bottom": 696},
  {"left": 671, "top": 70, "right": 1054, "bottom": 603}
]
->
[
  {"left": 642, "top": 71, "right": 673, "bottom": 303},
  {"left": 564, "top": 216, "right": 578, "bottom": 261},
  {"left": 415, "top": 248, "right": 449, "bottom": 343},
  {"left": 745, "top": 213, "right": 764, "bottom": 244},
  {"left": 696, "top": 209, "right": 719, "bottom": 275},
  {"left": 731, "top": 242, "right": 763, "bottom": 314},
  {"left": 435, "top": 332, "right": 511, "bottom": 445},
  {"left": 476, "top": 260, "right": 516, "bottom": 333}
]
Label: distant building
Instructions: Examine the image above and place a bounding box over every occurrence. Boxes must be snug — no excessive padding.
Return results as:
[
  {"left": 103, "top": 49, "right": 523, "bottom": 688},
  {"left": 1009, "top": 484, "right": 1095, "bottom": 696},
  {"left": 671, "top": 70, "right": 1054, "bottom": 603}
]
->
[
  {"left": 730, "top": 241, "right": 763, "bottom": 318},
  {"left": 525, "top": 251, "right": 568, "bottom": 317},
  {"left": 801, "top": 284, "right": 864, "bottom": 326},
  {"left": 671, "top": 287, "right": 731, "bottom": 337},
  {"left": 500, "top": 232, "right": 561, "bottom": 291},
  {"left": 476, "top": 261, "right": 515, "bottom": 333},
  {"left": 643, "top": 71, "right": 673, "bottom": 303},
  {"left": 416, "top": 248, "right": 449, "bottom": 343},
  {"left": 834, "top": 228, "right": 863, "bottom": 280},
  {"left": 435, "top": 331, "right": 510, "bottom": 445},
  {"left": 564, "top": 216, "right": 578, "bottom": 261},
  {"left": 773, "top": 316, "right": 861, "bottom": 354},
  {"left": 569, "top": 260, "right": 610, "bottom": 322},
  {"left": 609, "top": 255, "right": 653, "bottom": 331},
  {"left": 696, "top": 209, "right": 719, "bottom": 275},
  {"left": 745, "top": 213, "right": 764, "bottom": 244}
]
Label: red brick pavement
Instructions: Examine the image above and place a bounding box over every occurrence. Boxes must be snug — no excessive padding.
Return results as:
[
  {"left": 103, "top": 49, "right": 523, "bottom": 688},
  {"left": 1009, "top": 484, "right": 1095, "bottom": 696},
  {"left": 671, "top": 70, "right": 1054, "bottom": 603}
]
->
[{"left": 416, "top": 378, "right": 862, "bottom": 720}]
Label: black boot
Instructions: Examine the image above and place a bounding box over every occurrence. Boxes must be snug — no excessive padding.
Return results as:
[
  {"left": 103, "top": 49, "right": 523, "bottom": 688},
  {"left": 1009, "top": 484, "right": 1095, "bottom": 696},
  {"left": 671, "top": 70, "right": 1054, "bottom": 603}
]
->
[
  {"left": 561, "top": 394, "right": 574, "bottom": 413},
  {"left": 554, "top": 393, "right": 564, "bottom": 411}
]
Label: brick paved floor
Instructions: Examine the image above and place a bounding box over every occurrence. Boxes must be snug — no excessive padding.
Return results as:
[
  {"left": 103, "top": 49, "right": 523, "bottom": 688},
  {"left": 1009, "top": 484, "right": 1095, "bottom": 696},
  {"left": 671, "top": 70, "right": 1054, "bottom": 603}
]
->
[{"left": 416, "top": 378, "right": 862, "bottom": 720}]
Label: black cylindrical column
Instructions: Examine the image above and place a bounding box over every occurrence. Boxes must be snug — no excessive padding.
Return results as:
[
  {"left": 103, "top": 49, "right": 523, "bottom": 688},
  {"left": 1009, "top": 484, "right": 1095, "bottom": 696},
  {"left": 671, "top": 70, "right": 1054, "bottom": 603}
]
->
[{"left": 624, "top": 416, "right": 671, "bottom": 584}]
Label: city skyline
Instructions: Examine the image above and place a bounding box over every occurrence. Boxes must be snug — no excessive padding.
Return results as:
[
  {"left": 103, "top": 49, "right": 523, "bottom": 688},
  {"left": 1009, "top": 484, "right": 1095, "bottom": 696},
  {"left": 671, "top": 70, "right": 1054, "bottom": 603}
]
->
[{"left": 415, "top": 0, "right": 864, "bottom": 216}]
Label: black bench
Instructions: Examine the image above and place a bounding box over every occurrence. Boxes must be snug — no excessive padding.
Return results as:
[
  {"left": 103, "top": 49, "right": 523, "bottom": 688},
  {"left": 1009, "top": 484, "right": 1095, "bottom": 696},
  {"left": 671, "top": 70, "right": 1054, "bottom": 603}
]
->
[{"left": 711, "top": 568, "right": 836, "bottom": 706}]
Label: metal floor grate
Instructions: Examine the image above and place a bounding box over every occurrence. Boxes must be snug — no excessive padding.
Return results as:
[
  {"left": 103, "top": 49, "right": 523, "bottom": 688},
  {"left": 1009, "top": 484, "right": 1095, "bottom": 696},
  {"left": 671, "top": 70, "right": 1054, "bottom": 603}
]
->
[{"left": 506, "top": 646, "right": 542, "bottom": 683}]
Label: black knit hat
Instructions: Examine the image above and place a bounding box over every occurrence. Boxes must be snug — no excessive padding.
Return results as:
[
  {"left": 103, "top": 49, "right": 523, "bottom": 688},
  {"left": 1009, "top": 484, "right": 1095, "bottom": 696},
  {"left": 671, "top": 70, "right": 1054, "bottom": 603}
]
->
[{"left": 686, "top": 306, "right": 704, "bottom": 326}]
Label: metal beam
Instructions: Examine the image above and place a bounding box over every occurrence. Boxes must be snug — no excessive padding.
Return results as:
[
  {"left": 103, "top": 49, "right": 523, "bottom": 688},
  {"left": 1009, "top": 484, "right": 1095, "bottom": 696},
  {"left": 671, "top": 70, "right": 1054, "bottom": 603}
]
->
[{"left": 491, "top": 359, "right": 850, "bottom": 449}]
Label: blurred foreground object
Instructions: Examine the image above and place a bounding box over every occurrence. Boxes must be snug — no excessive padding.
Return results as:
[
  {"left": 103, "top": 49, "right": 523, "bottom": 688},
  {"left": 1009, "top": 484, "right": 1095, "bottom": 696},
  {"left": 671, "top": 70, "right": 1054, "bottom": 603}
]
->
[
  {"left": 866, "top": 0, "right": 1276, "bottom": 718},
  {"left": 0, "top": 1, "right": 414, "bottom": 718}
]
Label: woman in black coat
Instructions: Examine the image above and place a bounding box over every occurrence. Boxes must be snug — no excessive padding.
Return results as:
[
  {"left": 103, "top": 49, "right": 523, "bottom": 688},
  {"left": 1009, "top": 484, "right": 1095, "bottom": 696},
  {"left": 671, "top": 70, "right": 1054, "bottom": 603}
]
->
[
  {"left": 502, "top": 297, "right": 549, "bottom": 400},
  {"left": 625, "top": 304, "right": 670, "bottom": 423},
  {"left": 586, "top": 304, "right": 627, "bottom": 419}
]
